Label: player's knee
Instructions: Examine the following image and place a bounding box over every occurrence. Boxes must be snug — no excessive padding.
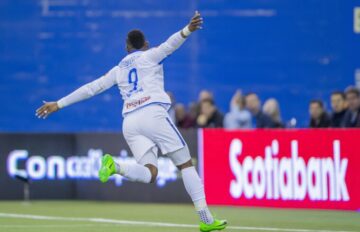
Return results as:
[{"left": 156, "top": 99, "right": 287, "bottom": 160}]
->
[
  {"left": 176, "top": 159, "right": 193, "bottom": 170},
  {"left": 145, "top": 164, "right": 158, "bottom": 183}
]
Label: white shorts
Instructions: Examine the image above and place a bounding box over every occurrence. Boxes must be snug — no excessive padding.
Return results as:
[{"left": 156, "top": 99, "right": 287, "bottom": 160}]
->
[{"left": 123, "top": 104, "right": 188, "bottom": 164}]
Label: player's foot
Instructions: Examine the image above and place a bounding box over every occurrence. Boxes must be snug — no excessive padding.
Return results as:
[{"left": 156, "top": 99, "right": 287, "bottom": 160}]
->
[
  {"left": 199, "top": 219, "right": 227, "bottom": 232},
  {"left": 98, "top": 154, "right": 116, "bottom": 183}
]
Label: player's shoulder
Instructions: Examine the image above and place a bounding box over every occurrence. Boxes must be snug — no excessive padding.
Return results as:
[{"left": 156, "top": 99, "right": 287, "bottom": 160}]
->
[
  {"left": 138, "top": 47, "right": 164, "bottom": 65},
  {"left": 136, "top": 48, "right": 155, "bottom": 59},
  {"left": 142, "top": 47, "right": 161, "bottom": 56}
]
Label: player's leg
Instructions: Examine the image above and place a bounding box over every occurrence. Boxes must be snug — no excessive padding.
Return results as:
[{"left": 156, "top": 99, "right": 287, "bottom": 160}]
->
[
  {"left": 115, "top": 146, "right": 158, "bottom": 183},
  {"left": 142, "top": 105, "right": 226, "bottom": 230},
  {"left": 99, "top": 146, "right": 158, "bottom": 184},
  {"left": 168, "top": 146, "right": 227, "bottom": 231},
  {"left": 99, "top": 110, "right": 159, "bottom": 184},
  {"left": 168, "top": 146, "right": 213, "bottom": 223}
]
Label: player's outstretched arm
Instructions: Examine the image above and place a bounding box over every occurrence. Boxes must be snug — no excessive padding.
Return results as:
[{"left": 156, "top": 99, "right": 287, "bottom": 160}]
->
[
  {"left": 145, "top": 11, "right": 203, "bottom": 64},
  {"left": 36, "top": 66, "right": 118, "bottom": 119}
]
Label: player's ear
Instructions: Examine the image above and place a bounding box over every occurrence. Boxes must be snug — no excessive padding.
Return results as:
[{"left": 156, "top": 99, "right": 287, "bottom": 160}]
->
[
  {"left": 144, "top": 41, "right": 149, "bottom": 50},
  {"left": 126, "top": 44, "right": 131, "bottom": 53}
]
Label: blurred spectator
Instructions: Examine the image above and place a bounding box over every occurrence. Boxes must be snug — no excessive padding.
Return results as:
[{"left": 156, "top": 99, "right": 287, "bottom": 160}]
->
[
  {"left": 198, "top": 90, "right": 214, "bottom": 103},
  {"left": 224, "top": 90, "right": 252, "bottom": 129},
  {"left": 263, "top": 98, "right": 284, "bottom": 128},
  {"left": 245, "top": 93, "right": 276, "bottom": 128},
  {"left": 196, "top": 99, "right": 224, "bottom": 128},
  {"left": 330, "top": 91, "right": 347, "bottom": 127},
  {"left": 309, "top": 100, "right": 331, "bottom": 128},
  {"left": 343, "top": 87, "right": 360, "bottom": 127},
  {"left": 175, "top": 104, "right": 195, "bottom": 129},
  {"left": 188, "top": 102, "right": 200, "bottom": 121},
  {"left": 167, "top": 91, "right": 176, "bottom": 123}
]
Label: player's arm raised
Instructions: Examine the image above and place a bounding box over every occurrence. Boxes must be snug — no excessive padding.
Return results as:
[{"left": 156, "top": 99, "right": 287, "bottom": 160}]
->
[
  {"left": 145, "top": 11, "right": 203, "bottom": 64},
  {"left": 36, "top": 66, "right": 118, "bottom": 119},
  {"left": 181, "top": 10, "right": 203, "bottom": 38}
]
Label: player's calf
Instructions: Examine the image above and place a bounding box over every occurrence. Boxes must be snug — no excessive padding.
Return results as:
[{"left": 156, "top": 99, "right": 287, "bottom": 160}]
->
[
  {"left": 98, "top": 154, "right": 155, "bottom": 184},
  {"left": 145, "top": 164, "right": 158, "bottom": 183}
]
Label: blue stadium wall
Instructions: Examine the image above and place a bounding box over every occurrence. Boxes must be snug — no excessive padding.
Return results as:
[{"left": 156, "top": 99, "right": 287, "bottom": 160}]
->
[{"left": 1, "top": 0, "right": 359, "bottom": 131}]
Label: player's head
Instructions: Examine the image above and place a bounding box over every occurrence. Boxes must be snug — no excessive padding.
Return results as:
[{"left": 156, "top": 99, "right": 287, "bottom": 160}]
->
[{"left": 126, "top": 29, "right": 149, "bottom": 53}]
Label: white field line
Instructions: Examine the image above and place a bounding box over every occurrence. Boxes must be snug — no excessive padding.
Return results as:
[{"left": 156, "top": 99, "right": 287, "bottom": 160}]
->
[
  {"left": 0, "top": 224, "right": 107, "bottom": 228},
  {"left": 0, "top": 212, "right": 354, "bottom": 232}
]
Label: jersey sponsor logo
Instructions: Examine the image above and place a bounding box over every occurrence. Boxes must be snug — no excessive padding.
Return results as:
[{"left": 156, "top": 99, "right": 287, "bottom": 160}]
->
[{"left": 126, "top": 96, "right": 151, "bottom": 109}]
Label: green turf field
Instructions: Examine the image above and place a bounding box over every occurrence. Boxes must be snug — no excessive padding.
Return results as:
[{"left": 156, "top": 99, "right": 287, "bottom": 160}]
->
[{"left": 0, "top": 201, "right": 359, "bottom": 232}]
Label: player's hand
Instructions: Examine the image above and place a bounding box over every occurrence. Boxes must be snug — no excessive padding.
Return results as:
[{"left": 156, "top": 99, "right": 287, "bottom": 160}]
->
[
  {"left": 188, "top": 11, "right": 203, "bottom": 32},
  {"left": 36, "top": 101, "right": 59, "bottom": 119}
]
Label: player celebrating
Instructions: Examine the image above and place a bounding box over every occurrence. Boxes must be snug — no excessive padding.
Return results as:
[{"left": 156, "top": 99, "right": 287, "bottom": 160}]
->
[{"left": 36, "top": 11, "right": 227, "bottom": 232}]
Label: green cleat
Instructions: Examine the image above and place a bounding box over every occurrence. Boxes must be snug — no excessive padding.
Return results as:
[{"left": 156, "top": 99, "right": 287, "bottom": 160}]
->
[
  {"left": 98, "top": 154, "right": 116, "bottom": 183},
  {"left": 200, "top": 219, "right": 227, "bottom": 232}
]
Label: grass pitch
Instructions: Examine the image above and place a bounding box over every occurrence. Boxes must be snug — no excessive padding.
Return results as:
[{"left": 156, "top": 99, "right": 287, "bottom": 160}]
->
[{"left": 0, "top": 201, "right": 359, "bottom": 232}]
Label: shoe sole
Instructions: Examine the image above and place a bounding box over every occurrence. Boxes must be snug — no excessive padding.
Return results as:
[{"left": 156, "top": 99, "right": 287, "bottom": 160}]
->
[{"left": 200, "top": 221, "right": 227, "bottom": 232}]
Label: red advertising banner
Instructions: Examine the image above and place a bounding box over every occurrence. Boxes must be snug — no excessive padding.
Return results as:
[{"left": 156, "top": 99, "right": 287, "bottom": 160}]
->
[{"left": 199, "top": 129, "right": 360, "bottom": 210}]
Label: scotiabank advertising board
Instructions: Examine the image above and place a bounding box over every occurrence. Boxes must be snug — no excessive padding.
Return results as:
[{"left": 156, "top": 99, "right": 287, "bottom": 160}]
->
[{"left": 199, "top": 129, "right": 360, "bottom": 210}]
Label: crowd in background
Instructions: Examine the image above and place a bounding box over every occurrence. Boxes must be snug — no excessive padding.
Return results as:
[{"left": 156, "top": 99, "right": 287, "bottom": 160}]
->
[{"left": 167, "top": 86, "right": 360, "bottom": 129}]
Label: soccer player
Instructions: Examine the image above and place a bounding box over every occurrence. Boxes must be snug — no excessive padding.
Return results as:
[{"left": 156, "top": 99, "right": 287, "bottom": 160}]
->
[{"left": 36, "top": 11, "right": 227, "bottom": 232}]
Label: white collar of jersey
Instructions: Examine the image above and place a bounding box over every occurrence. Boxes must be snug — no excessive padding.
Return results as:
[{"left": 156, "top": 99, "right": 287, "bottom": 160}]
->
[{"left": 128, "top": 50, "right": 143, "bottom": 54}]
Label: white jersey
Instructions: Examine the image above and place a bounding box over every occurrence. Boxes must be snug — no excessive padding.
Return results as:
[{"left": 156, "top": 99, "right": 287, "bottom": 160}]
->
[{"left": 57, "top": 30, "right": 187, "bottom": 115}]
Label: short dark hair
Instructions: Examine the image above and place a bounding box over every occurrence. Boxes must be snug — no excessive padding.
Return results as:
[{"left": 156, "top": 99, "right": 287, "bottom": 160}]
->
[
  {"left": 331, "top": 91, "right": 346, "bottom": 99},
  {"left": 127, "top": 29, "right": 145, "bottom": 49},
  {"left": 345, "top": 86, "right": 360, "bottom": 97},
  {"left": 310, "top": 99, "right": 324, "bottom": 108}
]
